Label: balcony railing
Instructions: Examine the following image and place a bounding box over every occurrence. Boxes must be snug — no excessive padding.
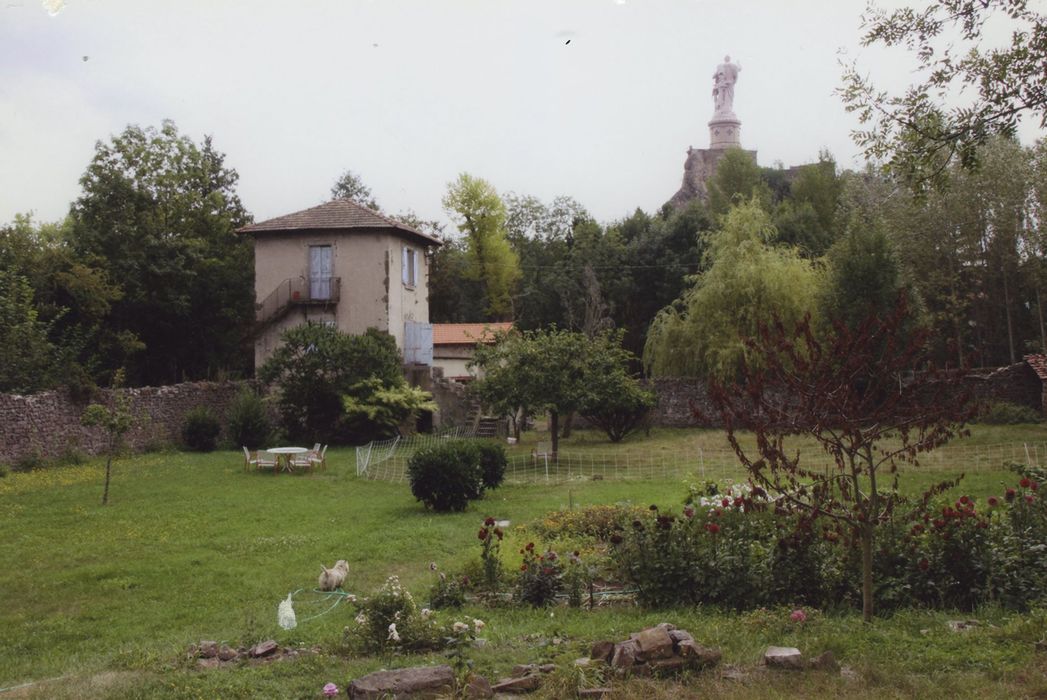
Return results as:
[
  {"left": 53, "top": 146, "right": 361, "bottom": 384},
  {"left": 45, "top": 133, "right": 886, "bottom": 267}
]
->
[{"left": 256, "top": 277, "right": 341, "bottom": 326}]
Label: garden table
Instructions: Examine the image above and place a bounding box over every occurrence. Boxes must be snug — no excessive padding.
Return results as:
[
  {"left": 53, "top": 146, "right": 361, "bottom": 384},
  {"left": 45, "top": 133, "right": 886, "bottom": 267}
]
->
[{"left": 266, "top": 446, "right": 310, "bottom": 473}]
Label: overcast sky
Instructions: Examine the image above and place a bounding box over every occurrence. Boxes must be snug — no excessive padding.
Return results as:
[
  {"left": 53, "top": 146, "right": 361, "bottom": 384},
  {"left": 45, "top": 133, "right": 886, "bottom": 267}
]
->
[{"left": 2, "top": 0, "right": 1044, "bottom": 233}]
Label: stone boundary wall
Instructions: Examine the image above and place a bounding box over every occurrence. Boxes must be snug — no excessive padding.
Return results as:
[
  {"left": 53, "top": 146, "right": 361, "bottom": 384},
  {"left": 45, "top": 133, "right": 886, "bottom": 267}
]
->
[
  {"left": 0, "top": 380, "right": 252, "bottom": 464},
  {"left": 644, "top": 361, "right": 1044, "bottom": 429}
]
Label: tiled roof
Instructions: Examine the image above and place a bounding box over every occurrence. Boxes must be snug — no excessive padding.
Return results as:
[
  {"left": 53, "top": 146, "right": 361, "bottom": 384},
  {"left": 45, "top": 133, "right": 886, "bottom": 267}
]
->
[
  {"left": 1024, "top": 354, "right": 1047, "bottom": 381},
  {"left": 237, "top": 198, "right": 442, "bottom": 246},
  {"left": 432, "top": 322, "right": 513, "bottom": 346}
]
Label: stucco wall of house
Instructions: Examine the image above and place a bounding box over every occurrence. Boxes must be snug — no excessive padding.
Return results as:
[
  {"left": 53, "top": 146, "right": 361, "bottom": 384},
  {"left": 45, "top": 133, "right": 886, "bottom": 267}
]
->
[{"left": 252, "top": 229, "right": 429, "bottom": 368}]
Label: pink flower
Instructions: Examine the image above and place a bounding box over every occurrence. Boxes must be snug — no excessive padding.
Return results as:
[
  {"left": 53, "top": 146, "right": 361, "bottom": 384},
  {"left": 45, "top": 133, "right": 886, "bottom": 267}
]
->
[
  {"left": 323, "top": 682, "right": 339, "bottom": 696},
  {"left": 790, "top": 609, "right": 807, "bottom": 623}
]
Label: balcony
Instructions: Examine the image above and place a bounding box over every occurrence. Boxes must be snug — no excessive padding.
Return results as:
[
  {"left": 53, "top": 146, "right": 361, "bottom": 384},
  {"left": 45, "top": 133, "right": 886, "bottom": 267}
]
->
[{"left": 256, "top": 277, "right": 341, "bottom": 327}]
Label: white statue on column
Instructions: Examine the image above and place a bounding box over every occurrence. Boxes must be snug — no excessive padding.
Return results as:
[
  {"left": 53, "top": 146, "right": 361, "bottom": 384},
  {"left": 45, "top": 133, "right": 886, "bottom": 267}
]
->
[{"left": 712, "top": 55, "right": 741, "bottom": 117}]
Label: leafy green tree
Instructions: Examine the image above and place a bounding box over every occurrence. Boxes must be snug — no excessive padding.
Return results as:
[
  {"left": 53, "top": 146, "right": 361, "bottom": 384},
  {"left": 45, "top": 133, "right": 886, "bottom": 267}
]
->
[
  {"left": 258, "top": 323, "right": 410, "bottom": 443},
  {"left": 840, "top": 0, "right": 1047, "bottom": 191},
  {"left": 644, "top": 201, "right": 823, "bottom": 380},
  {"left": 0, "top": 214, "right": 122, "bottom": 393},
  {"left": 0, "top": 269, "right": 57, "bottom": 392},
  {"left": 81, "top": 369, "right": 133, "bottom": 506},
  {"left": 471, "top": 328, "right": 647, "bottom": 457},
  {"left": 330, "top": 169, "right": 380, "bottom": 210},
  {"left": 708, "top": 148, "right": 771, "bottom": 216},
  {"left": 428, "top": 238, "right": 485, "bottom": 323},
  {"left": 69, "top": 120, "right": 253, "bottom": 386},
  {"left": 821, "top": 220, "right": 919, "bottom": 332},
  {"left": 442, "top": 174, "right": 521, "bottom": 319}
]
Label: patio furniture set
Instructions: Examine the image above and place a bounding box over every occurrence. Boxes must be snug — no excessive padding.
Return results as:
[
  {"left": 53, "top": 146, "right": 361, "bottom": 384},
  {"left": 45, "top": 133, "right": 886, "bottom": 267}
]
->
[{"left": 242, "top": 444, "right": 328, "bottom": 474}]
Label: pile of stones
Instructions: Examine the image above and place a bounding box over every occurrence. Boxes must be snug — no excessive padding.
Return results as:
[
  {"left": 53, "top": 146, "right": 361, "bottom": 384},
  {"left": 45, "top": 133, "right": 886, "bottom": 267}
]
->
[
  {"left": 188, "top": 639, "right": 311, "bottom": 669},
  {"left": 582, "top": 622, "right": 722, "bottom": 676}
]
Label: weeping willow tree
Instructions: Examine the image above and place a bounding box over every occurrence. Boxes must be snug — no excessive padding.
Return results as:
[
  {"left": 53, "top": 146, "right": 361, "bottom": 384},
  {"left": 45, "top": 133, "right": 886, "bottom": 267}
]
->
[{"left": 643, "top": 201, "right": 823, "bottom": 380}]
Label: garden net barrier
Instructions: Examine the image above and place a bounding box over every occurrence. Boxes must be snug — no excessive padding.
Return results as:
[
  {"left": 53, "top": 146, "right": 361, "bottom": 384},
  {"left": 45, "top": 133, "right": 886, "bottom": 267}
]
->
[{"left": 354, "top": 436, "right": 1047, "bottom": 485}]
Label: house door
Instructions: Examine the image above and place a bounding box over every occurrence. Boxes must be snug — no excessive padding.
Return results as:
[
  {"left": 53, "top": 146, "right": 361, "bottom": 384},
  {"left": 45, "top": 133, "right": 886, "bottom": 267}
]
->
[{"left": 309, "top": 245, "right": 332, "bottom": 300}]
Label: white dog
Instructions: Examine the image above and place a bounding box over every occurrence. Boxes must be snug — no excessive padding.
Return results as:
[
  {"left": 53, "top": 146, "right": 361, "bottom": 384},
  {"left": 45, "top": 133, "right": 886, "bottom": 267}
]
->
[{"left": 318, "top": 560, "right": 348, "bottom": 591}]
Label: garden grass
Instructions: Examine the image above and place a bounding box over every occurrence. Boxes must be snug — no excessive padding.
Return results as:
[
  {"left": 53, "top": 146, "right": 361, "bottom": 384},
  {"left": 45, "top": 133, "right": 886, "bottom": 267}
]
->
[{"left": 1, "top": 425, "right": 1045, "bottom": 698}]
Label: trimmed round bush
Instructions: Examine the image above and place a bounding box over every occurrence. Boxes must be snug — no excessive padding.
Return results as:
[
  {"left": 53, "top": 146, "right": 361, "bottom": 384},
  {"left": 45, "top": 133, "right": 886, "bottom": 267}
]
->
[
  {"left": 407, "top": 441, "right": 483, "bottom": 512},
  {"left": 226, "top": 388, "right": 272, "bottom": 449},
  {"left": 181, "top": 406, "right": 221, "bottom": 452},
  {"left": 477, "top": 442, "right": 507, "bottom": 490}
]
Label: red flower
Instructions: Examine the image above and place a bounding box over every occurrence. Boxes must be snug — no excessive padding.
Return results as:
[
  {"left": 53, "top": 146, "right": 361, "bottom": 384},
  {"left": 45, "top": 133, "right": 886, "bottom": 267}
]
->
[
  {"left": 478, "top": 529, "right": 488, "bottom": 540},
  {"left": 1006, "top": 488, "right": 1017, "bottom": 502},
  {"left": 987, "top": 496, "right": 999, "bottom": 508},
  {"left": 721, "top": 498, "right": 730, "bottom": 508},
  {"left": 610, "top": 534, "right": 623, "bottom": 545},
  {"left": 484, "top": 516, "right": 496, "bottom": 527},
  {"left": 959, "top": 495, "right": 970, "bottom": 505},
  {"left": 525, "top": 542, "right": 535, "bottom": 551},
  {"left": 545, "top": 551, "right": 558, "bottom": 561},
  {"left": 520, "top": 564, "right": 527, "bottom": 571},
  {"left": 1020, "top": 478, "right": 1031, "bottom": 489},
  {"left": 542, "top": 567, "right": 553, "bottom": 576},
  {"left": 733, "top": 497, "right": 744, "bottom": 508},
  {"left": 1032, "top": 481, "right": 1040, "bottom": 492},
  {"left": 1026, "top": 495, "right": 1035, "bottom": 504},
  {"left": 918, "top": 558, "right": 929, "bottom": 571},
  {"left": 705, "top": 523, "right": 720, "bottom": 535},
  {"left": 683, "top": 505, "right": 695, "bottom": 519}
]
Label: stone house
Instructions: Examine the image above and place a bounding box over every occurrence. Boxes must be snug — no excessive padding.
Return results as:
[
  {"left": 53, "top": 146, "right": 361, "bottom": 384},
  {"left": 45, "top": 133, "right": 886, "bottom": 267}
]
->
[
  {"left": 431, "top": 322, "right": 513, "bottom": 381},
  {"left": 238, "top": 199, "right": 442, "bottom": 371}
]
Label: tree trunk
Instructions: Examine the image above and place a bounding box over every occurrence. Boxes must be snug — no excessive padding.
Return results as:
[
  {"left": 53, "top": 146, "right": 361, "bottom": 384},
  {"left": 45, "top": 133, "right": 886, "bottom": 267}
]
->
[
  {"left": 102, "top": 454, "right": 112, "bottom": 506},
  {"left": 1037, "top": 286, "right": 1046, "bottom": 354},
  {"left": 861, "top": 524, "right": 874, "bottom": 623},
  {"left": 1003, "top": 273, "right": 1016, "bottom": 364},
  {"left": 549, "top": 410, "right": 559, "bottom": 462}
]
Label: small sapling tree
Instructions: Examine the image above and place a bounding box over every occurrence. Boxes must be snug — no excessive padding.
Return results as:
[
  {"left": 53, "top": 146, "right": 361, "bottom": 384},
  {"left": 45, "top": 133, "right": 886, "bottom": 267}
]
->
[
  {"left": 81, "top": 369, "right": 133, "bottom": 505},
  {"left": 708, "top": 297, "right": 975, "bottom": 622}
]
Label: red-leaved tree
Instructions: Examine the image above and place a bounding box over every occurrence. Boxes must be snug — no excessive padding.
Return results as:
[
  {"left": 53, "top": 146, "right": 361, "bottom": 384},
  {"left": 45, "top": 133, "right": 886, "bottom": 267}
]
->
[{"left": 707, "top": 298, "right": 975, "bottom": 622}]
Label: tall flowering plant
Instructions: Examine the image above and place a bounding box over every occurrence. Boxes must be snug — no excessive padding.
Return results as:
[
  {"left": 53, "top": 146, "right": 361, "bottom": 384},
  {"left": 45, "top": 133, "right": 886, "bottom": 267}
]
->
[
  {"left": 477, "top": 516, "right": 505, "bottom": 590},
  {"left": 515, "top": 542, "right": 563, "bottom": 607}
]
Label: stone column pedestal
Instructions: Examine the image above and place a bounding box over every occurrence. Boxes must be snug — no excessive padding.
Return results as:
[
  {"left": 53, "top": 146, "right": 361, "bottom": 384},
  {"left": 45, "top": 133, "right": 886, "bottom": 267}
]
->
[{"left": 708, "top": 117, "right": 741, "bottom": 149}]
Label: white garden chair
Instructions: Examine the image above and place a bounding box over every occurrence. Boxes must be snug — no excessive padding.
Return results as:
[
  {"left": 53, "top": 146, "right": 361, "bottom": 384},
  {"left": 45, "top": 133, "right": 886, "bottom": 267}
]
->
[
  {"left": 243, "top": 446, "right": 278, "bottom": 473},
  {"left": 309, "top": 444, "right": 328, "bottom": 471}
]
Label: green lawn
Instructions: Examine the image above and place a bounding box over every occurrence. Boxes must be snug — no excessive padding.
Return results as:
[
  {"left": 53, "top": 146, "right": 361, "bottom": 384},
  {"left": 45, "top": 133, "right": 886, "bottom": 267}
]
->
[{"left": 1, "top": 425, "right": 1045, "bottom": 698}]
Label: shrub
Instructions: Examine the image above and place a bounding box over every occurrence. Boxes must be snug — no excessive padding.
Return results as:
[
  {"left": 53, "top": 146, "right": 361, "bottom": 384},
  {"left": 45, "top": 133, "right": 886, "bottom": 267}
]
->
[
  {"left": 349, "top": 576, "right": 443, "bottom": 653},
  {"left": 181, "top": 407, "right": 221, "bottom": 452},
  {"left": 477, "top": 442, "right": 507, "bottom": 490},
  {"left": 12, "top": 451, "right": 46, "bottom": 472},
  {"left": 408, "top": 441, "right": 483, "bottom": 512},
  {"left": 226, "top": 387, "right": 272, "bottom": 449},
  {"left": 428, "top": 571, "right": 465, "bottom": 609},
  {"left": 978, "top": 401, "right": 1042, "bottom": 424},
  {"left": 515, "top": 543, "right": 563, "bottom": 607},
  {"left": 528, "top": 503, "right": 647, "bottom": 542}
]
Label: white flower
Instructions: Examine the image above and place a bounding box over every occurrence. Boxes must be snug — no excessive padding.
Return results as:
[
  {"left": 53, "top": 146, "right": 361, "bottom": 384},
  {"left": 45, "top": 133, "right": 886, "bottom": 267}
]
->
[
  {"left": 472, "top": 618, "right": 485, "bottom": 632},
  {"left": 388, "top": 623, "right": 401, "bottom": 642},
  {"left": 420, "top": 608, "right": 433, "bottom": 620},
  {"left": 394, "top": 611, "right": 402, "bottom": 621},
  {"left": 453, "top": 621, "right": 469, "bottom": 633},
  {"left": 345, "top": 594, "right": 357, "bottom": 603},
  {"left": 355, "top": 613, "right": 367, "bottom": 626}
]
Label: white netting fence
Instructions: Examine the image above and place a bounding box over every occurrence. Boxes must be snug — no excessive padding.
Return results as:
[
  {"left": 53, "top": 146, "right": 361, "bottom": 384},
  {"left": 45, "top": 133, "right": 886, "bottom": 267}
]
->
[{"left": 355, "top": 436, "right": 1047, "bottom": 485}]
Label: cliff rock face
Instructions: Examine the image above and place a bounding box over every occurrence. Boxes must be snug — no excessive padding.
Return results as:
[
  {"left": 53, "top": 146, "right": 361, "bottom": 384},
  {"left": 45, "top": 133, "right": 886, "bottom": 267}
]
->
[{"left": 667, "top": 146, "right": 758, "bottom": 210}]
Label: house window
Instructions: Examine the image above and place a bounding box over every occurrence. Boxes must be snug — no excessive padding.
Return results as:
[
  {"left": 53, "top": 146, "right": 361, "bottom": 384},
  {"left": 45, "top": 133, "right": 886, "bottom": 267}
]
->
[{"left": 402, "top": 246, "right": 418, "bottom": 288}]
